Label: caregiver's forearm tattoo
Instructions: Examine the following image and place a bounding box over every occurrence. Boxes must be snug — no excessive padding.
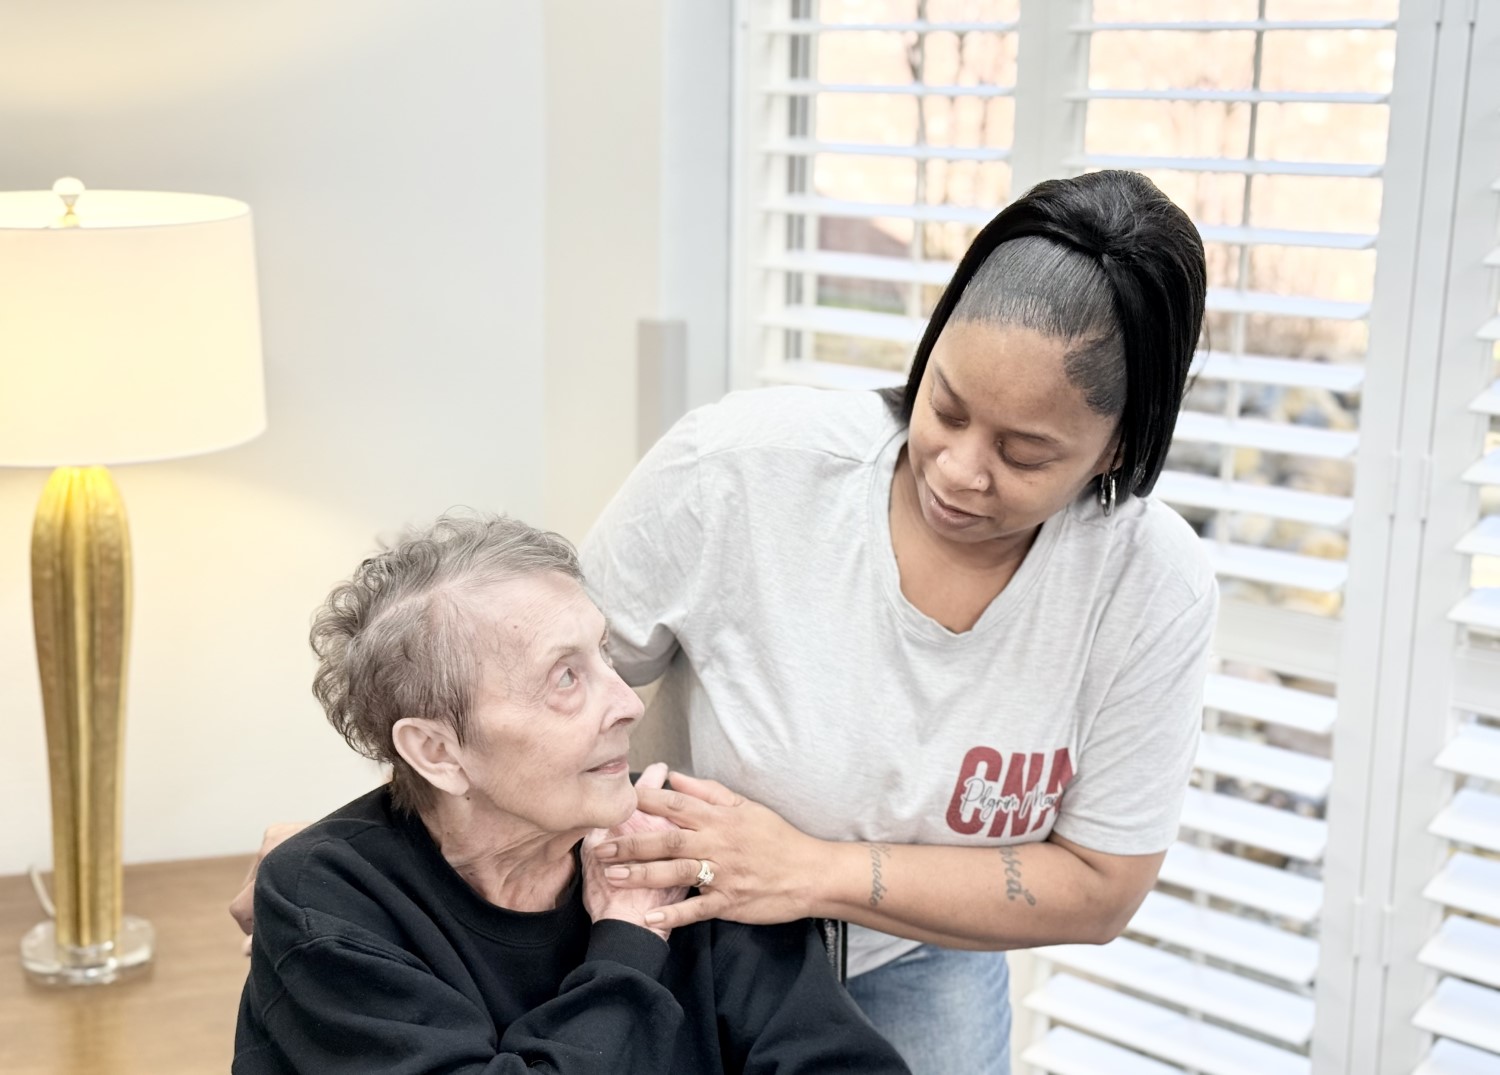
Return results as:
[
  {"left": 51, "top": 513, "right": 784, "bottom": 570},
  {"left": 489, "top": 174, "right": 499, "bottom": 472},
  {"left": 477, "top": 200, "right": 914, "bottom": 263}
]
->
[
  {"left": 867, "top": 843, "right": 893, "bottom": 908},
  {"left": 999, "top": 845, "right": 1037, "bottom": 907}
]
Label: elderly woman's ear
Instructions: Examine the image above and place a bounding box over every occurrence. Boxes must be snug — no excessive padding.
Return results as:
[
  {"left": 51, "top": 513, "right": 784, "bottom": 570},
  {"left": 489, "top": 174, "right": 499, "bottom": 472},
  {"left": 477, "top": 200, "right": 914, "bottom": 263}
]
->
[{"left": 392, "top": 718, "right": 471, "bottom": 798}]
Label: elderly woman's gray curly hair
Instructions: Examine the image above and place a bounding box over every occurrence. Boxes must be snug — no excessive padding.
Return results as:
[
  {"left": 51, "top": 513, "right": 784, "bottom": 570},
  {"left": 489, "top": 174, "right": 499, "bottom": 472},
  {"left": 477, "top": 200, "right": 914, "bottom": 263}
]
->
[{"left": 310, "top": 511, "right": 582, "bottom": 814}]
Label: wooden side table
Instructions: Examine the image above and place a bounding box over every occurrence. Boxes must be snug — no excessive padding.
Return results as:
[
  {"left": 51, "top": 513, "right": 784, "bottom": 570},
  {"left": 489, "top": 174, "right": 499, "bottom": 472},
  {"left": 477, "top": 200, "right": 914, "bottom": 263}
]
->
[{"left": 0, "top": 856, "right": 254, "bottom": 1075}]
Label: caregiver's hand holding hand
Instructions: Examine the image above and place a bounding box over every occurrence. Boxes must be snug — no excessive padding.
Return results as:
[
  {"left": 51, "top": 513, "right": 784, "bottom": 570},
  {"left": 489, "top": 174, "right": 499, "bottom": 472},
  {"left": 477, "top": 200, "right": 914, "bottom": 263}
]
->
[
  {"left": 581, "top": 762, "right": 691, "bottom": 942},
  {"left": 596, "top": 771, "right": 824, "bottom": 933},
  {"left": 229, "top": 821, "right": 311, "bottom": 955}
]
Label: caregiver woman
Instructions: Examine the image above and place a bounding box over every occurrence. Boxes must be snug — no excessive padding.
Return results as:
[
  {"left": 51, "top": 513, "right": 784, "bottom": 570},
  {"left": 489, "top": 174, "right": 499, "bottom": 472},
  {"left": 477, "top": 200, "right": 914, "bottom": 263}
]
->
[{"left": 582, "top": 169, "right": 1216, "bottom": 1074}]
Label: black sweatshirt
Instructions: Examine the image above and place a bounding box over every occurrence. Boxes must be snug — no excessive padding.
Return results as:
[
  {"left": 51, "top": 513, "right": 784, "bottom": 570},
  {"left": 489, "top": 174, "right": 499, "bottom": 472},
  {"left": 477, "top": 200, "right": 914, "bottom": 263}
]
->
[{"left": 233, "top": 789, "right": 910, "bottom": 1074}]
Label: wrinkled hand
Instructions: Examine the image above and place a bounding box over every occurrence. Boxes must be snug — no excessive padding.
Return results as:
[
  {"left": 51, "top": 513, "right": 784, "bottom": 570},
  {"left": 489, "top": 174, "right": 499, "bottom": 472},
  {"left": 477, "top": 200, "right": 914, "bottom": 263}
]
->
[
  {"left": 229, "top": 821, "right": 310, "bottom": 955},
  {"left": 581, "top": 763, "right": 689, "bottom": 942},
  {"left": 593, "top": 771, "right": 822, "bottom": 933}
]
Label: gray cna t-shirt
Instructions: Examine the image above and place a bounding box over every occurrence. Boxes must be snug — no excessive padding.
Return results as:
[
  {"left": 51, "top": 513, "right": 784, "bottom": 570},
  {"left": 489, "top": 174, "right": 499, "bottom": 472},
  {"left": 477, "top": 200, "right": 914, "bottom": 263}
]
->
[{"left": 580, "top": 386, "right": 1217, "bottom": 977}]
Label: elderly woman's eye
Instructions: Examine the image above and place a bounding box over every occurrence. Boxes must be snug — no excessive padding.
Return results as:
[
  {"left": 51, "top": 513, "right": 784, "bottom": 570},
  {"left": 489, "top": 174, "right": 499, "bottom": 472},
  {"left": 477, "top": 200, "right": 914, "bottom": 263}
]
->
[{"left": 557, "top": 667, "right": 578, "bottom": 689}]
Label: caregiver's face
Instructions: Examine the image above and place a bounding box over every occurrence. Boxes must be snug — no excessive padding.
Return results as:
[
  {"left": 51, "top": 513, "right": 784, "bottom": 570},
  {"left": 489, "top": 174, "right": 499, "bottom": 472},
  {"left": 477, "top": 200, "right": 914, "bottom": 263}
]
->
[
  {"left": 906, "top": 320, "right": 1120, "bottom": 547},
  {"left": 459, "top": 572, "right": 642, "bottom": 834}
]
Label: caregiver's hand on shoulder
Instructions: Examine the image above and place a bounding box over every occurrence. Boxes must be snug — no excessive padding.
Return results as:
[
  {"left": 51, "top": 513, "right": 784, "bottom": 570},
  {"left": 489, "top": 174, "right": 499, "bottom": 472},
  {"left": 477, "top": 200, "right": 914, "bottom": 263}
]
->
[
  {"left": 229, "top": 821, "right": 310, "bottom": 954},
  {"left": 595, "top": 771, "right": 822, "bottom": 933},
  {"left": 581, "top": 763, "right": 689, "bottom": 943}
]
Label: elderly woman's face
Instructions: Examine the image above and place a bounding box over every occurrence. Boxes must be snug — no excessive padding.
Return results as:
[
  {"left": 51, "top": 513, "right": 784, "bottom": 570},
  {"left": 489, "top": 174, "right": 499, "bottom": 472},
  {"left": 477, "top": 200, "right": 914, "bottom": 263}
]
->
[{"left": 458, "top": 572, "right": 643, "bottom": 834}]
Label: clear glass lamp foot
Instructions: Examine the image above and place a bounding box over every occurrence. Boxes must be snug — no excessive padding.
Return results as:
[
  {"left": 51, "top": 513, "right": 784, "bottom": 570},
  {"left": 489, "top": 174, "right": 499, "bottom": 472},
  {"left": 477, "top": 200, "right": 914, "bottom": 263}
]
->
[{"left": 20, "top": 916, "right": 155, "bottom": 986}]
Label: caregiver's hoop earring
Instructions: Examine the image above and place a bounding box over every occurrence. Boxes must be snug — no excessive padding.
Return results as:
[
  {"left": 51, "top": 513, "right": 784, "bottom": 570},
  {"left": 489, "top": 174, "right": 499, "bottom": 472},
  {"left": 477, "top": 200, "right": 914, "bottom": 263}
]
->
[{"left": 1098, "top": 470, "right": 1118, "bottom": 517}]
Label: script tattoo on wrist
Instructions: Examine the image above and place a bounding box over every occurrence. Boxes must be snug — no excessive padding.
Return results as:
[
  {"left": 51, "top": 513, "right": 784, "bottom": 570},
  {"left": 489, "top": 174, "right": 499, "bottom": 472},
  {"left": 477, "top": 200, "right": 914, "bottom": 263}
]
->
[
  {"left": 867, "top": 843, "right": 893, "bottom": 908},
  {"left": 999, "top": 845, "right": 1037, "bottom": 907}
]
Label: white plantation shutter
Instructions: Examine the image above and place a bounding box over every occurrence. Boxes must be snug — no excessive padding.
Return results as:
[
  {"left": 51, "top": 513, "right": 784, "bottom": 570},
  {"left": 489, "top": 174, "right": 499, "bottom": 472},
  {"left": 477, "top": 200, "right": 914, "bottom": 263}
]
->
[
  {"left": 729, "top": 1, "right": 1500, "bottom": 1072},
  {"left": 738, "top": 3, "right": 1393, "bottom": 1073},
  {"left": 1388, "top": 4, "right": 1500, "bottom": 1073}
]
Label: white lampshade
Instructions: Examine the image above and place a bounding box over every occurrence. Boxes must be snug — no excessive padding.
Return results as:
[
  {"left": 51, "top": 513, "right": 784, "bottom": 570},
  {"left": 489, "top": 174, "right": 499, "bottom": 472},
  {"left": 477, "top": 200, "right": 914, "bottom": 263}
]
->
[{"left": 0, "top": 186, "right": 266, "bottom": 467}]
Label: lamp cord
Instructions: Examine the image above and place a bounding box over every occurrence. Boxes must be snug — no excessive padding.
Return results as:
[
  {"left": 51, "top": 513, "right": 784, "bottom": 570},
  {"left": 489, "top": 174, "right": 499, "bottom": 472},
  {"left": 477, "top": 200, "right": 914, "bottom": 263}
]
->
[{"left": 28, "top": 866, "right": 56, "bottom": 920}]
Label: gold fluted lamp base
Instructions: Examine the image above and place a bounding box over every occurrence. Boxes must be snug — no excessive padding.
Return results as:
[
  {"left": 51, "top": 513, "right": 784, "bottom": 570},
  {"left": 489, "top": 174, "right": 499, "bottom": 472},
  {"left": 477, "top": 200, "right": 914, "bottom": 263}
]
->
[{"left": 20, "top": 466, "right": 154, "bottom": 986}]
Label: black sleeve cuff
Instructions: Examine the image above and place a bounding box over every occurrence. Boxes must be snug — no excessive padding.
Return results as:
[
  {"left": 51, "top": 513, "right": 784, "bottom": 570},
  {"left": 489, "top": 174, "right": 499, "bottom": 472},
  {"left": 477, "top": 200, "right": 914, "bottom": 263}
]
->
[{"left": 586, "top": 919, "right": 671, "bottom": 979}]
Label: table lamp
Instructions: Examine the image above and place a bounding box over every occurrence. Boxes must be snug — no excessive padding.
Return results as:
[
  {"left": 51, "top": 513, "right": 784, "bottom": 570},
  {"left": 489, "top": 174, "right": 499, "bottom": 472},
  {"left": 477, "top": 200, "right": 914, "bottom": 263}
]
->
[{"left": 0, "top": 179, "right": 266, "bottom": 985}]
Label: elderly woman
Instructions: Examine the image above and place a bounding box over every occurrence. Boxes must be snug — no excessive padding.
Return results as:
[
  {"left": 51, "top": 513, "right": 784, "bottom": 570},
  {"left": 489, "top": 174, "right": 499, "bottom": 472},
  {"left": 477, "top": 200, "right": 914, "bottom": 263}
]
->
[{"left": 232, "top": 515, "right": 908, "bottom": 1074}]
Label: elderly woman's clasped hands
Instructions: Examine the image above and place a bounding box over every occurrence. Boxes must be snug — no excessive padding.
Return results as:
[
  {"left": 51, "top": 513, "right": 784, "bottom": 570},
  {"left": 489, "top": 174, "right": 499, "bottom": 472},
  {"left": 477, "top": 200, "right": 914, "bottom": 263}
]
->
[
  {"left": 593, "top": 767, "right": 824, "bottom": 936},
  {"left": 579, "top": 762, "right": 689, "bottom": 941}
]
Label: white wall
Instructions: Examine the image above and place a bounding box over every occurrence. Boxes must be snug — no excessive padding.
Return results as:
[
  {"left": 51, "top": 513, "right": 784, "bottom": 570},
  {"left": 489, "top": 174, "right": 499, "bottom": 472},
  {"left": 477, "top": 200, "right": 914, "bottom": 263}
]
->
[
  {"left": 0, "top": 0, "right": 549, "bottom": 874},
  {"left": 541, "top": 1, "right": 665, "bottom": 545},
  {"left": 659, "top": 0, "right": 734, "bottom": 411}
]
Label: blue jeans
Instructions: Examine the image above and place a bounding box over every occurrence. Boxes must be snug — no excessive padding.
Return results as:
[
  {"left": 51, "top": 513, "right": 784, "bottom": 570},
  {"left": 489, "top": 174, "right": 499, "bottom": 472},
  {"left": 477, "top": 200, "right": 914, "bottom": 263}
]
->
[{"left": 846, "top": 946, "right": 1011, "bottom": 1075}]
